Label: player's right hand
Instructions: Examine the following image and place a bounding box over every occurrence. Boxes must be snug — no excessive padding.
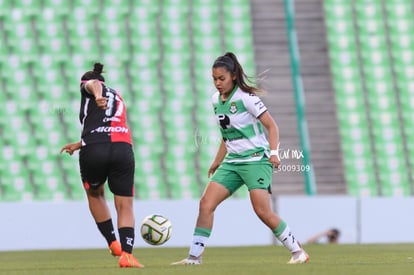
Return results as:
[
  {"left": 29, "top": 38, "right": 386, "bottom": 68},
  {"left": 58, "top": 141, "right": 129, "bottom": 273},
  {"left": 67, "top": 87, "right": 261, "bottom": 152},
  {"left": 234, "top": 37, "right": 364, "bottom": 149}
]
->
[
  {"left": 95, "top": 97, "right": 108, "bottom": 110},
  {"left": 208, "top": 162, "right": 221, "bottom": 178}
]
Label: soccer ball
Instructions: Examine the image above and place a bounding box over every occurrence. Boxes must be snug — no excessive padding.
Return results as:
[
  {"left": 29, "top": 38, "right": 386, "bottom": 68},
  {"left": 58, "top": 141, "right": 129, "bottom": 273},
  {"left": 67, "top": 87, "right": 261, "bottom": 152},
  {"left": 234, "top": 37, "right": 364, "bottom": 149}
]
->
[{"left": 140, "top": 214, "right": 172, "bottom": 246}]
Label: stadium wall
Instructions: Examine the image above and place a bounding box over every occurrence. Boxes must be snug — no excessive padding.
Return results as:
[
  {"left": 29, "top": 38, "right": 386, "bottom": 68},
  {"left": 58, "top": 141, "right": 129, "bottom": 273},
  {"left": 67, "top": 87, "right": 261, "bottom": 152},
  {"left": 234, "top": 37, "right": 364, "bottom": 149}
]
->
[{"left": 1, "top": 196, "right": 413, "bottom": 251}]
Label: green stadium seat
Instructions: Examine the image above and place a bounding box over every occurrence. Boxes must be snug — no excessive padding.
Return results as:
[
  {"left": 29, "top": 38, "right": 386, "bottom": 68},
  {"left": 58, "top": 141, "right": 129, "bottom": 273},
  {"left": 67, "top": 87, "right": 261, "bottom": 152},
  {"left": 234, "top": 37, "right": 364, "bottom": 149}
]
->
[
  {"left": 1, "top": 115, "right": 35, "bottom": 157},
  {"left": 1, "top": 175, "right": 34, "bottom": 201},
  {"left": 0, "top": 35, "right": 9, "bottom": 63},
  {"left": 134, "top": 133, "right": 164, "bottom": 155},
  {"left": 223, "top": 0, "right": 250, "bottom": 17},
  {"left": 99, "top": 10, "right": 130, "bottom": 61},
  {"left": 192, "top": 2, "right": 219, "bottom": 20},
  {"left": 221, "top": 0, "right": 254, "bottom": 73},
  {"left": 35, "top": 8, "right": 69, "bottom": 61},
  {"left": 33, "top": 173, "right": 68, "bottom": 201},
  {"left": 355, "top": 1, "right": 411, "bottom": 196},
  {"left": 70, "top": 0, "right": 100, "bottom": 14},
  {"left": 161, "top": 51, "right": 191, "bottom": 70},
  {"left": 0, "top": 0, "right": 11, "bottom": 18},
  {"left": 161, "top": 17, "right": 188, "bottom": 37},
  {"left": 42, "top": 0, "right": 71, "bottom": 15},
  {"left": 161, "top": 35, "right": 191, "bottom": 54},
  {"left": 130, "top": 35, "right": 160, "bottom": 62},
  {"left": 101, "top": 0, "right": 130, "bottom": 14},
  {"left": 65, "top": 8, "right": 99, "bottom": 59},
  {"left": 386, "top": 0, "right": 414, "bottom": 182},
  {"left": 13, "top": 0, "right": 42, "bottom": 16},
  {"left": 0, "top": 160, "right": 33, "bottom": 201},
  {"left": 64, "top": 170, "right": 86, "bottom": 201},
  {"left": 134, "top": 148, "right": 167, "bottom": 199},
  {"left": 164, "top": 150, "right": 200, "bottom": 199},
  {"left": 4, "top": 18, "right": 39, "bottom": 62},
  {"left": 325, "top": 0, "right": 380, "bottom": 196},
  {"left": 129, "top": 8, "right": 159, "bottom": 47},
  {"left": 2, "top": 56, "right": 36, "bottom": 102},
  {"left": 193, "top": 36, "right": 222, "bottom": 56},
  {"left": 135, "top": 173, "right": 167, "bottom": 200},
  {"left": 33, "top": 58, "right": 69, "bottom": 102},
  {"left": 28, "top": 154, "right": 66, "bottom": 200}
]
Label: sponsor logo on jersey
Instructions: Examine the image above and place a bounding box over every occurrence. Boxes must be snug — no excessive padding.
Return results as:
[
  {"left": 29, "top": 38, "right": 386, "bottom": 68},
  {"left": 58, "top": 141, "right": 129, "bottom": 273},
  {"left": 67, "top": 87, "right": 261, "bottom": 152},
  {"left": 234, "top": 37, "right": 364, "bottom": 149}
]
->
[
  {"left": 102, "top": 117, "right": 121, "bottom": 122},
  {"left": 91, "top": 126, "right": 129, "bottom": 133}
]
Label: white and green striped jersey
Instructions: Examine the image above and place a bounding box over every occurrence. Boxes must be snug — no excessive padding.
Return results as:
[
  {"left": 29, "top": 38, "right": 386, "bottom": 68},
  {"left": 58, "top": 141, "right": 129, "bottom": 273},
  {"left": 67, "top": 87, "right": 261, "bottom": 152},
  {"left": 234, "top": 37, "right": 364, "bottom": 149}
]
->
[{"left": 212, "top": 86, "right": 270, "bottom": 163}]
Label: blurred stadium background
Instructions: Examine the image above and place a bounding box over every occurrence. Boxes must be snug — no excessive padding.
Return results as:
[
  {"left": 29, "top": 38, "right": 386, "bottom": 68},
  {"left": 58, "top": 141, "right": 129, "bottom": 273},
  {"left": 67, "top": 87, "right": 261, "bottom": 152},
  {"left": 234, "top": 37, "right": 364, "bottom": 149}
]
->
[{"left": 0, "top": 0, "right": 413, "bottom": 203}]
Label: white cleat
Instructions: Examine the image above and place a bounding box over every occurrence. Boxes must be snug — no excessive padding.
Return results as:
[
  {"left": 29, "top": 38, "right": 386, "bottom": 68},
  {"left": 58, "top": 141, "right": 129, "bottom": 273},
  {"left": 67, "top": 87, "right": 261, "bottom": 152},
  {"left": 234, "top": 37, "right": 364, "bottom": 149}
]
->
[
  {"left": 171, "top": 257, "right": 202, "bottom": 265},
  {"left": 287, "top": 250, "right": 309, "bottom": 264}
]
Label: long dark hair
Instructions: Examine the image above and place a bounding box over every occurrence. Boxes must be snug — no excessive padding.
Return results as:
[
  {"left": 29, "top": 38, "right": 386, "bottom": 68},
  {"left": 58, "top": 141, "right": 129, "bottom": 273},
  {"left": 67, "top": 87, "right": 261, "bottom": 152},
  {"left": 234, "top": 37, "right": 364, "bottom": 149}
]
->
[
  {"left": 212, "top": 52, "right": 261, "bottom": 94},
  {"left": 81, "top": 62, "right": 105, "bottom": 82}
]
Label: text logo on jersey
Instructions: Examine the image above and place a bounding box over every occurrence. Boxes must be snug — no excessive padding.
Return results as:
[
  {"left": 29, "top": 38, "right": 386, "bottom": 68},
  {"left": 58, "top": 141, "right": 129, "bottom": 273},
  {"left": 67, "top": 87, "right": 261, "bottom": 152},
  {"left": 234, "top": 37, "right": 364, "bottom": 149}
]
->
[
  {"left": 255, "top": 100, "right": 265, "bottom": 111},
  {"left": 90, "top": 126, "right": 129, "bottom": 133},
  {"left": 229, "top": 102, "right": 238, "bottom": 114}
]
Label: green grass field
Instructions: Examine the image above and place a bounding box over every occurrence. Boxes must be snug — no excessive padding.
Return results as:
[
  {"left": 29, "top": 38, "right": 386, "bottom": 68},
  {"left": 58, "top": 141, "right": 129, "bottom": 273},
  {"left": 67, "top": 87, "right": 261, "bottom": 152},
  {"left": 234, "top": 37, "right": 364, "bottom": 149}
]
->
[{"left": 1, "top": 244, "right": 413, "bottom": 275}]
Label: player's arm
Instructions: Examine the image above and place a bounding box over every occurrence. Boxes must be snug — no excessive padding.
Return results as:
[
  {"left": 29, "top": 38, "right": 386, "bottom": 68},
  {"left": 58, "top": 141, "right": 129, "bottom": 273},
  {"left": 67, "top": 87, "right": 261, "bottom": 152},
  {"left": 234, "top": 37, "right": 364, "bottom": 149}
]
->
[
  {"left": 84, "top": 79, "right": 107, "bottom": 110},
  {"left": 244, "top": 95, "right": 280, "bottom": 166},
  {"left": 208, "top": 140, "right": 227, "bottom": 178},
  {"left": 259, "top": 111, "right": 280, "bottom": 168},
  {"left": 214, "top": 139, "right": 227, "bottom": 163}
]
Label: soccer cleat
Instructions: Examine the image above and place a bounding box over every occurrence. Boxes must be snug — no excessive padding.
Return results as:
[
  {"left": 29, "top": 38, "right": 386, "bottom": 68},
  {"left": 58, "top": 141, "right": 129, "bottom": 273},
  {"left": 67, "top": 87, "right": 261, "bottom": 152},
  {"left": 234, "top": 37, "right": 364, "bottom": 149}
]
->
[
  {"left": 171, "top": 256, "right": 202, "bottom": 265},
  {"left": 118, "top": 252, "right": 144, "bottom": 268},
  {"left": 287, "top": 250, "right": 309, "bottom": 264},
  {"left": 109, "top": 241, "right": 122, "bottom": 257}
]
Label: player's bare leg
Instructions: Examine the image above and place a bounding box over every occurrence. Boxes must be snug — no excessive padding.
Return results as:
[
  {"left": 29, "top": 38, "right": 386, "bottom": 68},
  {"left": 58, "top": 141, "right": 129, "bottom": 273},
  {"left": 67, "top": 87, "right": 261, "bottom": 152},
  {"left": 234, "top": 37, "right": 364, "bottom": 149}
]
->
[
  {"left": 195, "top": 182, "right": 230, "bottom": 229},
  {"left": 249, "top": 189, "right": 281, "bottom": 229},
  {"left": 86, "top": 185, "right": 111, "bottom": 222},
  {"left": 114, "top": 195, "right": 134, "bottom": 228}
]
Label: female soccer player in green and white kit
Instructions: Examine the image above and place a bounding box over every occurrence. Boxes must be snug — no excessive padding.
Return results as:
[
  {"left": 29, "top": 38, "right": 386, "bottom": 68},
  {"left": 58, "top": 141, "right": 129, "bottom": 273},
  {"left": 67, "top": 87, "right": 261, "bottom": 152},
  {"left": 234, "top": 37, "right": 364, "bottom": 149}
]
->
[{"left": 172, "top": 52, "right": 309, "bottom": 265}]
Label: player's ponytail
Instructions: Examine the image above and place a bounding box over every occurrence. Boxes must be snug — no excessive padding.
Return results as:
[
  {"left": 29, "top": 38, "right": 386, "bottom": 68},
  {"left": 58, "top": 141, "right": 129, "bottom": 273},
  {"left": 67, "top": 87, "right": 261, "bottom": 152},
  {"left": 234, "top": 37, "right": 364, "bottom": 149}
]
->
[
  {"left": 81, "top": 62, "right": 105, "bottom": 82},
  {"left": 93, "top": 63, "right": 104, "bottom": 75}
]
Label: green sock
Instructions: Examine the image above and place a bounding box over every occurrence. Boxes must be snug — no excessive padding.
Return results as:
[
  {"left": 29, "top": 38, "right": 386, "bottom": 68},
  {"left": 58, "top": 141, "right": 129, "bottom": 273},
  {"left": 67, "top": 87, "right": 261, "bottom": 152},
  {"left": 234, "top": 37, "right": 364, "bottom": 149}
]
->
[
  {"left": 194, "top": 227, "right": 211, "bottom": 237},
  {"left": 272, "top": 220, "right": 287, "bottom": 237},
  {"left": 272, "top": 220, "right": 301, "bottom": 253}
]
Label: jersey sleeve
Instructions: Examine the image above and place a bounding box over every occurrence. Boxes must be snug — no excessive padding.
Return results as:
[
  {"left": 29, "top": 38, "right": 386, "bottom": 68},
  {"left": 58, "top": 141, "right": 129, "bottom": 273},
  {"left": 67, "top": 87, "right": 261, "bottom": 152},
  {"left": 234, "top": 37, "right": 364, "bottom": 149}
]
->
[{"left": 244, "top": 93, "right": 268, "bottom": 118}]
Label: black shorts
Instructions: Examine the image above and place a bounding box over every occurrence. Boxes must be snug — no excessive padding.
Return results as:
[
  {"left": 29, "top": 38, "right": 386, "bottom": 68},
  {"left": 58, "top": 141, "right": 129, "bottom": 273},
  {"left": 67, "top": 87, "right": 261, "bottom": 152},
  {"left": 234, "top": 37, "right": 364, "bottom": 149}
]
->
[{"left": 79, "top": 142, "right": 135, "bottom": 196}]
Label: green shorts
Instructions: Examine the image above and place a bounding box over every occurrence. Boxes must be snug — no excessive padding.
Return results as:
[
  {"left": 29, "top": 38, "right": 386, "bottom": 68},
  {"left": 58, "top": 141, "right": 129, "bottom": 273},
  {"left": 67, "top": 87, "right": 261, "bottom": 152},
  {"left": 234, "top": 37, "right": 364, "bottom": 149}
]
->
[{"left": 210, "top": 160, "right": 273, "bottom": 195}]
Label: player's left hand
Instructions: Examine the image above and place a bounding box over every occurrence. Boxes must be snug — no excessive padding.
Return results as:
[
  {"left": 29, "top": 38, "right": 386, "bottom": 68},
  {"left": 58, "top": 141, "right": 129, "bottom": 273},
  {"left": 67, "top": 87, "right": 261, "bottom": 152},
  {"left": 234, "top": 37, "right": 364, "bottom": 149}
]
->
[{"left": 60, "top": 142, "right": 81, "bottom": 155}]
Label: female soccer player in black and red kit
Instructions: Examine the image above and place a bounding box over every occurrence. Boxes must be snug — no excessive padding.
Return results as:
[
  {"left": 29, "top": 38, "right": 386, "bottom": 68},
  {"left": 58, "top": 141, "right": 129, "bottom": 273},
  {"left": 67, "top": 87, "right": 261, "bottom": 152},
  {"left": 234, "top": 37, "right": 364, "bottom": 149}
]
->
[{"left": 60, "top": 63, "right": 143, "bottom": 268}]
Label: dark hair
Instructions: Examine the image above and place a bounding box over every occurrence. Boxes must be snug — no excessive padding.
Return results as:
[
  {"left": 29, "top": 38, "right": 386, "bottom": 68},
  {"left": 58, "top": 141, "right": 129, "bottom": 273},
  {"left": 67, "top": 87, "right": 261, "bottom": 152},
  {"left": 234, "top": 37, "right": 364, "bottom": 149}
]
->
[
  {"left": 212, "top": 52, "right": 260, "bottom": 94},
  {"left": 328, "top": 228, "right": 340, "bottom": 242},
  {"left": 81, "top": 62, "right": 105, "bottom": 82}
]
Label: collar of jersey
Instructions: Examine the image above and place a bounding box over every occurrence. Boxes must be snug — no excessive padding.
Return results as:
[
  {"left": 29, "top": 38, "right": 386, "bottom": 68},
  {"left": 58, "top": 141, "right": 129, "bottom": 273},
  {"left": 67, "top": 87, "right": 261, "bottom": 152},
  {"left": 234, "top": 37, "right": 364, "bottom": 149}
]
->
[{"left": 219, "top": 85, "right": 238, "bottom": 105}]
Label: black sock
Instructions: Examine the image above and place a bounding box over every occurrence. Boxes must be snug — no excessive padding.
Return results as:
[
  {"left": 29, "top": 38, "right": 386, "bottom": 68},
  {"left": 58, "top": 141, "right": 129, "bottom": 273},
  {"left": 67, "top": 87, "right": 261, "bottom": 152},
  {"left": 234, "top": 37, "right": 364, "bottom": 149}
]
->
[
  {"left": 119, "top": 227, "right": 135, "bottom": 254},
  {"left": 96, "top": 219, "right": 117, "bottom": 246}
]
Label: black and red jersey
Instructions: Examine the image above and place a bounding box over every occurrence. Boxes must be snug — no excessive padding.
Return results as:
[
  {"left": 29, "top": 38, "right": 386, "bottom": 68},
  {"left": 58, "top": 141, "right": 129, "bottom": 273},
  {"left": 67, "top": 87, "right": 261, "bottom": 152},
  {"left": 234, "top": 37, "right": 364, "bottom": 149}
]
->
[{"left": 79, "top": 83, "right": 132, "bottom": 146}]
